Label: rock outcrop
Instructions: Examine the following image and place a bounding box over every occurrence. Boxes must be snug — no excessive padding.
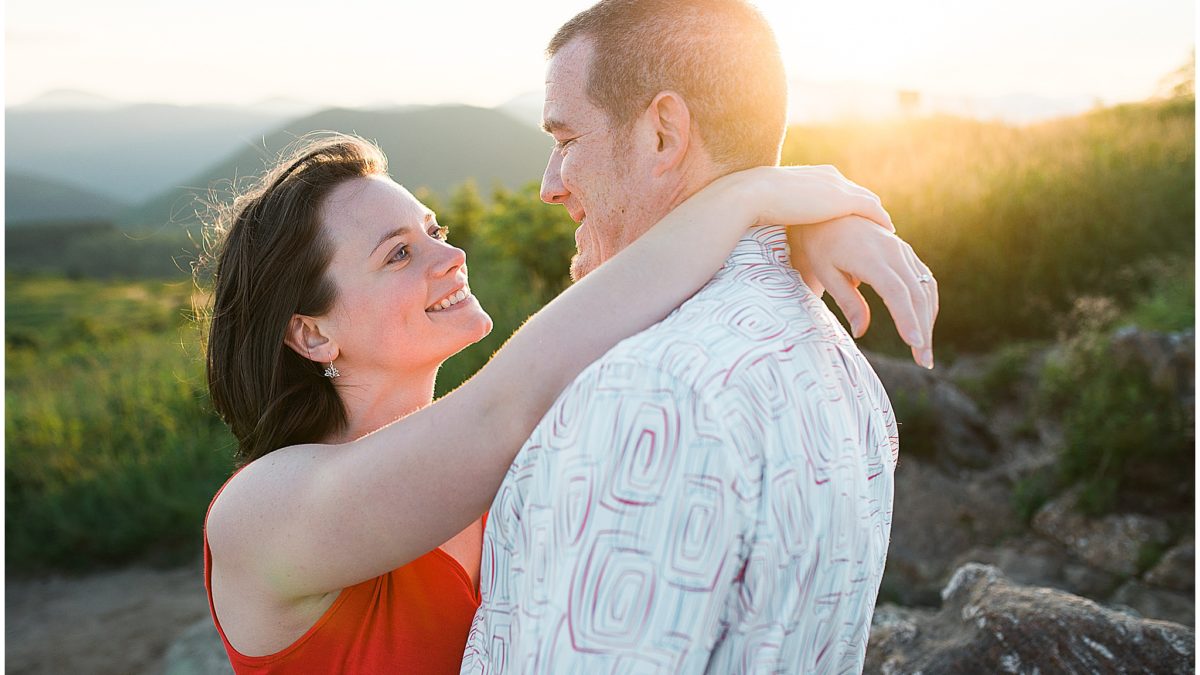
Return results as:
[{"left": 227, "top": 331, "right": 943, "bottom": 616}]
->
[
  {"left": 1109, "top": 326, "right": 1195, "bottom": 409},
  {"left": 1146, "top": 537, "right": 1196, "bottom": 592},
  {"left": 866, "top": 563, "right": 1195, "bottom": 674},
  {"left": 866, "top": 352, "right": 997, "bottom": 469},
  {"left": 1032, "top": 487, "right": 1173, "bottom": 577}
]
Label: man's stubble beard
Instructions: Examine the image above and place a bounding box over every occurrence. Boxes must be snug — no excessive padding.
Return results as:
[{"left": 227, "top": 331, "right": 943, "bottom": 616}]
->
[{"left": 568, "top": 252, "right": 585, "bottom": 283}]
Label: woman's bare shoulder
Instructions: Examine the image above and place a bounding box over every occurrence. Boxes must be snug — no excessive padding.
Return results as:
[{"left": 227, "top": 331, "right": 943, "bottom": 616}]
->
[{"left": 206, "top": 443, "right": 333, "bottom": 560}]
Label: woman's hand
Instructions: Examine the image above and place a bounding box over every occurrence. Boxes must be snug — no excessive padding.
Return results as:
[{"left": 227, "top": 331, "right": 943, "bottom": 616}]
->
[
  {"left": 788, "top": 218, "right": 938, "bottom": 369},
  {"left": 727, "top": 164, "right": 936, "bottom": 368}
]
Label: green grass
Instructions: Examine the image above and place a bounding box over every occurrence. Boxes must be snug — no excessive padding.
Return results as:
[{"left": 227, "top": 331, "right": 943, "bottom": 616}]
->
[
  {"left": 783, "top": 97, "right": 1195, "bottom": 355},
  {"left": 6, "top": 275, "right": 234, "bottom": 572}
]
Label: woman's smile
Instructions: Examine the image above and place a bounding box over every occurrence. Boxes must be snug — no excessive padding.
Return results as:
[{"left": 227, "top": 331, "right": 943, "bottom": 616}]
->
[{"left": 426, "top": 286, "right": 474, "bottom": 313}]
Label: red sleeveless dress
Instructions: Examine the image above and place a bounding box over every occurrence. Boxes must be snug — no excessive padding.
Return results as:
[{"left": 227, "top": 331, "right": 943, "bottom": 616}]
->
[{"left": 203, "top": 480, "right": 483, "bottom": 674}]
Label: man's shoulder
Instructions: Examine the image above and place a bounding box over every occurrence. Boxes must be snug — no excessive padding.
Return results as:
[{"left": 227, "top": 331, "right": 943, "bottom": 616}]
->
[{"left": 593, "top": 262, "right": 849, "bottom": 389}]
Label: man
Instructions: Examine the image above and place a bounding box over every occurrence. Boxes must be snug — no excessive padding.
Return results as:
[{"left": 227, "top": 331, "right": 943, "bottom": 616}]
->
[{"left": 463, "top": 1, "right": 932, "bottom": 671}]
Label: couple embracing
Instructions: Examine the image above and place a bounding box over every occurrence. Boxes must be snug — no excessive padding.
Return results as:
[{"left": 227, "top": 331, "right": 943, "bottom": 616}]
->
[{"left": 201, "top": 1, "right": 937, "bottom": 673}]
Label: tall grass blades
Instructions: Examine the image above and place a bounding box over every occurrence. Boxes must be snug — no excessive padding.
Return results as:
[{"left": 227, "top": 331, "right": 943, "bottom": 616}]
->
[
  {"left": 783, "top": 97, "right": 1195, "bottom": 354},
  {"left": 6, "top": 276, "right": 234, "bottom": 571}
]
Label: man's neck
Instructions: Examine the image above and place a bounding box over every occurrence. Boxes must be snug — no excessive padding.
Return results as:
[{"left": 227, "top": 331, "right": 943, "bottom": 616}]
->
[{"left": 647, "top": 158, "right": 727, "bottom": 229}]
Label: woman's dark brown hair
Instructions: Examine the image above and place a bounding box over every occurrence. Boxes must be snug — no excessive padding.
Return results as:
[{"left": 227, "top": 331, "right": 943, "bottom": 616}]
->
[{"left": 203, "top": 134, "right": 387, "bottom": 465}]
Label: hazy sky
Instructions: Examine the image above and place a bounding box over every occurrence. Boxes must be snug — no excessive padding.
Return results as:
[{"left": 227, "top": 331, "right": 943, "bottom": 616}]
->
[{"left": 6, "top": 0, "right": 1195, "bottom": 108}]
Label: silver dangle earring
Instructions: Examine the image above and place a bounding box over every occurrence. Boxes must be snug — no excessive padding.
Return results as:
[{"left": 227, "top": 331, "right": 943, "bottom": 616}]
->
[{"left": 323, "top": 361, "right": 340, "bottom": 378}]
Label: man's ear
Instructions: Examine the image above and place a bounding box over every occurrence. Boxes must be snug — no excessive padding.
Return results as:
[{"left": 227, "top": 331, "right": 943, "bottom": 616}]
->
[
  {"left": 283, "top": 314, "right": 339, "bottom": 364},
  {"left": 643, "top": 90, "right": 692, "bottom": 177}
]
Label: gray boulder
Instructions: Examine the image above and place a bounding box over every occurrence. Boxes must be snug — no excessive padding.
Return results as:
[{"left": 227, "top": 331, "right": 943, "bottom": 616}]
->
[
  {"left": 866, "top": 352, "right": 996, "bottom": 470},
  {"left": 1110, "top": 579, "right": 1196, "bottom": 628},
  {"left": 1032, "top": 487, "right": 1173, "bottom": 577},
  {"left": 949, "top": 535, "right": 1118, "bottom": 600},
  {"left": 866, "top": 563, "right": 1195, "bottom": 674},
  {"left": 1146, "top": 536, "right": 1196, "bottom": 592},
  {"left": 880, "top": 457, "right": 1017, "bottom": 606}
]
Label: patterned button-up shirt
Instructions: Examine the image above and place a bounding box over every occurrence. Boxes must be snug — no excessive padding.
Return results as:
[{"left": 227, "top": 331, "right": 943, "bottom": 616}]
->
[{"left": 462, "top": 226, "right": 899, "bottom": 674}]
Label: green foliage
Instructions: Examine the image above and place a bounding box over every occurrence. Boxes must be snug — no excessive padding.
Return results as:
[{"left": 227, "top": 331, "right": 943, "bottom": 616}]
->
[
  {"left": 6, "top": 172, "right": 128, "bottom": 224},
  {"left": 6, "top": 276, "right": 234, "bottom": 571},
  {"left": 783, "top": 97, "right": 1195, "bottom": 355},
  {"left": 1037, "top": 272, "right": 1194, "bottom": 516},
  {"left": 432, "top": 182, "right": 577, "bottom": 397},
  {"left": 481, "top": 182, "right": 579, "bottom": 301},
  {"left": 442, "top": 180, "right": 487, "bottom": 255},
  {"left": 1137, "top": 540, "right": 1169, "bottom": 575},
  {"left": 1012, "top": 470, "right": 1054, "bottom": 525},
  {"left": 956, "top": 342, "right": 1047, "bottom": 412},
  {"left": 6, "top": 221, "right": 197, "bottom": 280},
  {"left": 1122, "top": 258, "right": 1195, "bottom": 332},
  {"left": 126, "top": 105, "right": 553, "bottom": 229}
]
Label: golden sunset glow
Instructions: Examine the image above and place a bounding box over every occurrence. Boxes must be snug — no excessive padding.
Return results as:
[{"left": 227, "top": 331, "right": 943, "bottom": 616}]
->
[{"left": 7, "top": 0, "right": 1193, "bottom": 117}]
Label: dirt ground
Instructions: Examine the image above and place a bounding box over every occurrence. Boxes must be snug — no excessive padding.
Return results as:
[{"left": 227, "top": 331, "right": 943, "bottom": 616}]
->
[{"left": 6, "top": 561, "right": 210, "bottom": 675}]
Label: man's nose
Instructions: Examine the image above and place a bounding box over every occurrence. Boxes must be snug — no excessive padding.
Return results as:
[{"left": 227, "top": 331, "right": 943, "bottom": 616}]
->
[{"left": 540, "top": 150, "right": 568, "bottom": 205}]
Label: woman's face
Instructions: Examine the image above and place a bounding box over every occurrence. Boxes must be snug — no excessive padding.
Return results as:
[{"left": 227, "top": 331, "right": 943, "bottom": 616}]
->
[{"left": 315, "top": 175, "right": 492, "bottom": 375}]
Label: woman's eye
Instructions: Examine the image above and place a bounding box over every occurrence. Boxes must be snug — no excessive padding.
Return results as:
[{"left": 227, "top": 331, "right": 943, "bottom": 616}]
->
[
  {"left": 555, "top": 138, "right": 576, "bottom": 152},
  {"left": 430, "top": 225, "right": 449, "bottom": 241},
  {"left": 389, "top": 245, "right": 410, "bottom": 263}
]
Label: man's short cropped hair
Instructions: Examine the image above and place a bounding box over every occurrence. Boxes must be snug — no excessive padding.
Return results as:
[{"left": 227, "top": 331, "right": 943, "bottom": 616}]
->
[{"left": 548, "top": 0, "right": 788, "bottom": 171}]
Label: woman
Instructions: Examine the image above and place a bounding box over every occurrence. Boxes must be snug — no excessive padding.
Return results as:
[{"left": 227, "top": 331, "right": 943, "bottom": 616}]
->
[{"left": 202, "top": 134, "right": 923, "bottom": 673}]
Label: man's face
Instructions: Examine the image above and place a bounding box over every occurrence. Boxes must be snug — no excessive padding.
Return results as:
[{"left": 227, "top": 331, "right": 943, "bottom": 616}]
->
[{"left": 540, "top": 38, "right": 659, "bottom": 281}]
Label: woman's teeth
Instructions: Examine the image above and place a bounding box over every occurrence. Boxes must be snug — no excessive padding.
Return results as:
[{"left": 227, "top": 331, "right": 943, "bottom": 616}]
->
[{"left": 428, "top": 288, "right": 470, "bottom": 312}]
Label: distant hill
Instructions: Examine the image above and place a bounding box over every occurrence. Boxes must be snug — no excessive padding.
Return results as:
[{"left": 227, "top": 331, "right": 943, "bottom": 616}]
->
[
  {"left": 14, "top": 88, "right": 125, "bottom": 111},
  {"left": 6, "top": 172, "right": 129, "bottom": 225},
  {"left": 497, "top": 91, "right": 544, "bottom": 129},
  {"left": 6, "top": 103, "right": 298, "bottom": 204},
  {"left": 124, "top": 105, "right": 553, "bottom": 229}
]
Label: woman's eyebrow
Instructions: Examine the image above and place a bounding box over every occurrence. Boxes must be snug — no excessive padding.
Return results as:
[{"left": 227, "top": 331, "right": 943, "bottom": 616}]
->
[
  {"left": 371, "top": 227, "right": 410, "bottom": 257},
  {"left": 369, "top": 214, "right": 436, "bottom": 257}
]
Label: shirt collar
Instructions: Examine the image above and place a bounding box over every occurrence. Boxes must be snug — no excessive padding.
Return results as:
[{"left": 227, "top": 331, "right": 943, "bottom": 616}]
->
[{"left": 718, "top": 225, "right": 791, "bottom": 273}]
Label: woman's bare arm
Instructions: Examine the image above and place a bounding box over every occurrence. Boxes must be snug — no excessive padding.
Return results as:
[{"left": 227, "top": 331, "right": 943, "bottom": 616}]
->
[{"left": 208, "top": 166, "right": 915, "bottom": 599}]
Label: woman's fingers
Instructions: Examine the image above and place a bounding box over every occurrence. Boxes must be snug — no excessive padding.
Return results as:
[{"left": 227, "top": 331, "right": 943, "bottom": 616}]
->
[
  {"left": 890, "top": 243, "right": 935, "bottom": 368},
  {"left": 818, "top": 262, "right": 872, "bottom": 337},
  {"left": 908, "top": 251, "right": 938, "bottom": 368},
  {"left": 870, "top": 267, "right": 925, "bottom": 354}
]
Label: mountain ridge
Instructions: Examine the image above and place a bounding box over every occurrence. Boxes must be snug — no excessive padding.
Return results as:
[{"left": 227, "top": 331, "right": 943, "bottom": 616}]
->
[{"left": 122, "top": 104, "right": 552, "bottom": 230}]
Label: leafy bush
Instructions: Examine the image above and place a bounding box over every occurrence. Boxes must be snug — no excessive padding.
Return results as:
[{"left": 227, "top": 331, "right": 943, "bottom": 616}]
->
[
  {"left": 1037, "top": 265, "right": 1194, "bottom": 516},
  {"left": 6, "top": 220, "right": 196, "bottom": 280},
  {"left": 956, "top": 342, "right": 1048, "bottom": 412},
  {"left": 1012, "top": 468, "right": 1060, "bottom": 525}
]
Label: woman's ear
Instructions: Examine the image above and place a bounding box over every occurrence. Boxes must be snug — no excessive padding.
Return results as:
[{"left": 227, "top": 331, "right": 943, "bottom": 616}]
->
[{"left": 283, "top": 314, "right": 339, "bottom": 364}]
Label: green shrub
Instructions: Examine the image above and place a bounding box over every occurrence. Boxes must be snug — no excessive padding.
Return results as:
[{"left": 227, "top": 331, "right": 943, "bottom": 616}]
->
[
  {"left": 1012, "top": 468, "right": 1061, "bottom": 524},
  {"left": 957, "top": 342, "right": 1047, "bottom": 412},
  {"left": 6, "top": 276, "right": 234, "bottom": 571},
  {"left": 1037, "top": 273, "right": 1194, "bottom": 516}
]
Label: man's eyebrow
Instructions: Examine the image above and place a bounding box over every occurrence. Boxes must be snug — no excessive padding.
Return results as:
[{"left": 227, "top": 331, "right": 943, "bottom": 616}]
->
[{"left": 541, "top": 117, "right": 572, "bottom": 135}]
